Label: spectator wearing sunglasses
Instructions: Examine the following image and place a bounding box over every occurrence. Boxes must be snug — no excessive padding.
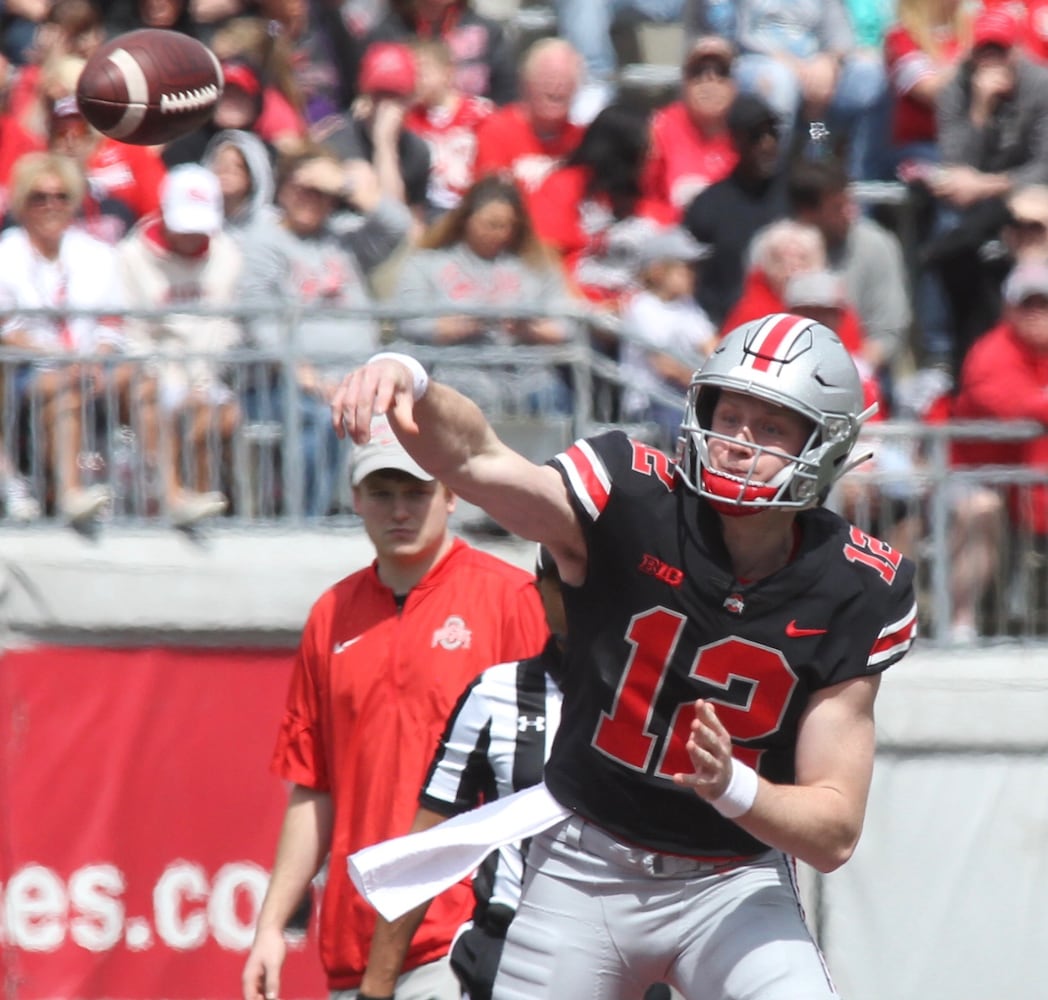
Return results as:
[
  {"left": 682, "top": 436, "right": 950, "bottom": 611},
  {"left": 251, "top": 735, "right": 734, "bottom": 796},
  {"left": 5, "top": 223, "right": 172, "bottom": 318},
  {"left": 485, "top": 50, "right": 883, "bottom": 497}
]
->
[
  {"left": 681, "top": 92, "right": 790, "bottom": 326},
  {"left": 643, "top": 35, "right": 740, "bottom": 221}
]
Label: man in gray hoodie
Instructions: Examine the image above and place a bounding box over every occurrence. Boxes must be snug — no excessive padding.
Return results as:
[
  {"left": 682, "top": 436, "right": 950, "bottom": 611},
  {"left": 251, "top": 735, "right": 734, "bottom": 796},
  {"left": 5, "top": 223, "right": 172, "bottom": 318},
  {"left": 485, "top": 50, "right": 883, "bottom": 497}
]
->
[{"left": 237, "top": 152, "right": 411, "bottom": 516}]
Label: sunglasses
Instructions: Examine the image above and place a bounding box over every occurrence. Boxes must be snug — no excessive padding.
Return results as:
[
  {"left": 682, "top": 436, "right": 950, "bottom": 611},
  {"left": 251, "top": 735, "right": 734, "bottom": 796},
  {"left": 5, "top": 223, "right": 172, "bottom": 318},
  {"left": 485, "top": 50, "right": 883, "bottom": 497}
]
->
[
  {"left": 27, "top": 190, "right": 71, "bottom": 207},
  {"left": 686, "top": 58, "right": 732, "bottom": 80},
  {"left": 742, "top": 122, "right": 779, "bottom": 143}
]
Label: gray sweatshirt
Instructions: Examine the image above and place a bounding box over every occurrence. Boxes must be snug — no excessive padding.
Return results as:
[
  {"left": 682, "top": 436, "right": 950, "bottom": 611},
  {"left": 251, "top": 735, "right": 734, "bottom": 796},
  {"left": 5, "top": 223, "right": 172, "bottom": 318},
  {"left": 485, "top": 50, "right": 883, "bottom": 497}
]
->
[
  {"left": 238, "top": 197, "right": 411, "bottom": 364},
  {"left": 392, "top": 242, "right": 579, "bottom": 344},
  {"left": 201, "top": 130, "right": 278, "bottom": 237}
]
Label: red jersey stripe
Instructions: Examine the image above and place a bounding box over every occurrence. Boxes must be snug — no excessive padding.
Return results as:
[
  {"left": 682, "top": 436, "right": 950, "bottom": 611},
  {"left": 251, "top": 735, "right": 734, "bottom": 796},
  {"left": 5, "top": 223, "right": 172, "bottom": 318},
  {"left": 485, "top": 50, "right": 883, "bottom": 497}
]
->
[
  {"left": 558, "top": 441, "right": 612, "bottom": 520},
  {"left": 868, "top": 601, "right": 918, "bottom": 665}
]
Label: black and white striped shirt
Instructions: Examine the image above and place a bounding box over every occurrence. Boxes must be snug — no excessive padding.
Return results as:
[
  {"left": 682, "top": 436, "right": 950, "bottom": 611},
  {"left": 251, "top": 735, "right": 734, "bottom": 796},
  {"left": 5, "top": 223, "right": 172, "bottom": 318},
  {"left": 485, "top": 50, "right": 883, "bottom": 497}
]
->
[{"left": 419, "top": 637, "right": 564, "bottom": 918}]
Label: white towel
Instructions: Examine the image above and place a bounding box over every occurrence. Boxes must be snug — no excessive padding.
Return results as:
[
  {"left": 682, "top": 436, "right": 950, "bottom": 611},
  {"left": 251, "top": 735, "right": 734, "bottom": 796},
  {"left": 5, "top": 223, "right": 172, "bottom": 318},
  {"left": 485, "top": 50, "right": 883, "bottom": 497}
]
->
[{"left": 348, "top": 783, "right": 571, "bottom": 921}]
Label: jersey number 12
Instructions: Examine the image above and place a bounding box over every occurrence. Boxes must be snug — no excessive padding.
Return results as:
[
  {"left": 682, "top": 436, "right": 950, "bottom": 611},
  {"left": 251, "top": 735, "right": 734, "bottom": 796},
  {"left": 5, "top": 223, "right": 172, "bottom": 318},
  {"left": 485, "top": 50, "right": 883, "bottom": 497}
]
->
[{"left": 592, "top": 608, "right": 798, "bottom": 777}]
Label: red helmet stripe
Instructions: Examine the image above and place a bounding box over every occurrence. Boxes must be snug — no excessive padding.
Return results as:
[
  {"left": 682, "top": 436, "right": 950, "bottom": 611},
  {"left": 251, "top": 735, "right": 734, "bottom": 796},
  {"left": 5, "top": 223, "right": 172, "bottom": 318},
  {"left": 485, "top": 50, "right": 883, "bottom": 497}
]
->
[{"left": 745, "top": 314, "right": 811, "bottom": 373}]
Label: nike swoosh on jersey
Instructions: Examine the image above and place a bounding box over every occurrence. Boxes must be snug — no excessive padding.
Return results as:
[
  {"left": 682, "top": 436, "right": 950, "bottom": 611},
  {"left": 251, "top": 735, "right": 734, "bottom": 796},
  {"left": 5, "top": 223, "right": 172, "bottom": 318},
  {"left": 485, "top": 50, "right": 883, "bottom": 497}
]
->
[
  {"left": 785, "top": 620, "right": 828, "bottom": 638},
  {"left": 332, "top": 636, "right": 363, "bottom": 654}
]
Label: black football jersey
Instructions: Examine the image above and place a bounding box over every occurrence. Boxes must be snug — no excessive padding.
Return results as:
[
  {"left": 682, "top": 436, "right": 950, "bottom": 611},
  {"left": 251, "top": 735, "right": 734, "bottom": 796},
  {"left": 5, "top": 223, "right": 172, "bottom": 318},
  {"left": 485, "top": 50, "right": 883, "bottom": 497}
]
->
[{"left": 545, "top": 431, "right": 918, "bottom": 857}]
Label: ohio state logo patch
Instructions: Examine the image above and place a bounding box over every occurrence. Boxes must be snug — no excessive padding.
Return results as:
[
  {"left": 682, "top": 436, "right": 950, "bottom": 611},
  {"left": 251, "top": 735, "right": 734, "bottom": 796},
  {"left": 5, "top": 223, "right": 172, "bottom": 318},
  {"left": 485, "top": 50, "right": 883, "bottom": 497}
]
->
[{"left": 432, "top": 615, "right": 472, "bottom": 650}]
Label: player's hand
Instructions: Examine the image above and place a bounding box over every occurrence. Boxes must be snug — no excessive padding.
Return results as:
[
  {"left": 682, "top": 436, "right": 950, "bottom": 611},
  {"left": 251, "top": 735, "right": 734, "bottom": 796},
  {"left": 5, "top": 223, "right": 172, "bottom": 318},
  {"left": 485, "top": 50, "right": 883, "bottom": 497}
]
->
[
  {"left": 672, "top": 699, "right": 735, "bottom": 801},
  {"left": 242, "top": 925, "right": 286, "bottom": 1000},
  {"left": 330, "top": 357, "right": 419, "bottom": 442}
]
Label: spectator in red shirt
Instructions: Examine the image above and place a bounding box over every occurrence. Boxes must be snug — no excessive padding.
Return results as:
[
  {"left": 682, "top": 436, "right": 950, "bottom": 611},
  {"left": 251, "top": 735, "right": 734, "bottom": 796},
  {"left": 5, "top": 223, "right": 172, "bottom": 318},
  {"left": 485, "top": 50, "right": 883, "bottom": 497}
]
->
[
  {"left": 643, "top": 34, "right": 739, "bottom": 220},
  {"left": 46, "top": 96, "right": 137, "bottom": 244},
  {"left": 23, "top": 52, "right": 168, "bottom": 220},
  {"left": 953, "top": 260, "right": 1048, "bottom": 537},
  {"left": 405, "top": 37, "right": 493, "bottom": 215},
  {"left": 883, "top": 0, "right": 970, "bottom": 167},
  {"left": 720, "top": 219, "right": 867, "bottom": 359},
  {"left": 530, "top": 103, "right": 675, "bottom": 314},
  {"left": 0, "top": 54, "right": 41, "bottom": 206},
  {"left": 472, "top": 38, "right": 584, "bottom": 196}
]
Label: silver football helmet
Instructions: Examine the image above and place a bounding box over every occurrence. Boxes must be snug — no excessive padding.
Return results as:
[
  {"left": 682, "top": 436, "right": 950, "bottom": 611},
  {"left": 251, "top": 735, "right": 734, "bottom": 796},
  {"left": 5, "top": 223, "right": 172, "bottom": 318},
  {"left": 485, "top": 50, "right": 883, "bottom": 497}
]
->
[{"left": 676, "top": 313, "right": 876, "bottom": 513}]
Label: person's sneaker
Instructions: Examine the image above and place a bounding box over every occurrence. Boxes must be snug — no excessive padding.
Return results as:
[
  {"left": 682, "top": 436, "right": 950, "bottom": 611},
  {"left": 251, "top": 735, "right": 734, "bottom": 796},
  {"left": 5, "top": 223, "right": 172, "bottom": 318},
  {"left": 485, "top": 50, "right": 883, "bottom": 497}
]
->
[
  {"left": 58, "top": 484, "right": 111, "bottom": 525},
  {"left": 169, "top": 490, "right": 228, "bottom": 528},
  {"left": 4, "top": 476, "right": 41, "bottom": 522}
]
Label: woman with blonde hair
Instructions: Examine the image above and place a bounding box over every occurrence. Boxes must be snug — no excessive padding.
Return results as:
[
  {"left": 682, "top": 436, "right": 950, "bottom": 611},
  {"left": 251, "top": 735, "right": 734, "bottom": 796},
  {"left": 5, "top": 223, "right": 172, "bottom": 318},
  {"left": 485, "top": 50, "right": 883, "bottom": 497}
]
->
[
  {"left": 884, "top": 0, "right": 972, "bottom": 165},
  {"left": 0, "top": 152, "right": 156, "bottom": 526}
]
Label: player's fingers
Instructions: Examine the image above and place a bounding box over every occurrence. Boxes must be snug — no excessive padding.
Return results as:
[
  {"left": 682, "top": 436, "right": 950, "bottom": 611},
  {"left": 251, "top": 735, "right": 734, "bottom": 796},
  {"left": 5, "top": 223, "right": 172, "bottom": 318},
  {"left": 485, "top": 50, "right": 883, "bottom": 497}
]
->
[
  {"left": 696, "top": 700, "right": 731, "bottom": 743},
  {"left": 330, "top": 369, "right": 361, "bottom": 438},
  {"left": 390, "top": 388, "right": 419, "bottom": 435}
]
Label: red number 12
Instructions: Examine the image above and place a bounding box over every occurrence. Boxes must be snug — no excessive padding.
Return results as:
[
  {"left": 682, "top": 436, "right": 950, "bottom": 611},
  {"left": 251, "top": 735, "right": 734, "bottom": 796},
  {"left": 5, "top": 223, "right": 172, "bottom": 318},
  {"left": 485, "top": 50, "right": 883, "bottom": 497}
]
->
[{"left": 592, "top": 608, "right": 798, "bottom": 777}]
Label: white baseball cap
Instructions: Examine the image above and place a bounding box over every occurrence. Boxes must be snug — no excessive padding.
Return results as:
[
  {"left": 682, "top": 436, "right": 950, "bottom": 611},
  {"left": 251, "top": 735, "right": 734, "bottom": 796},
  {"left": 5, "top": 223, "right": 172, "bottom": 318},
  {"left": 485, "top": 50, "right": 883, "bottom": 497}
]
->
[
  {"left": 160, "top": 164, "right": 223, "bottom": 235},
  {"left": 637, "top": 226, "right": 711, "bottom": 268},
  {"left": 783, "top": 270, "right": 847, "bottom": 310},
  {"left": 1004, "top": 260, "right": 1048, "bottom": 305},
  {"left": 351, "top": 415, "right": 434, "bottom": 486}
]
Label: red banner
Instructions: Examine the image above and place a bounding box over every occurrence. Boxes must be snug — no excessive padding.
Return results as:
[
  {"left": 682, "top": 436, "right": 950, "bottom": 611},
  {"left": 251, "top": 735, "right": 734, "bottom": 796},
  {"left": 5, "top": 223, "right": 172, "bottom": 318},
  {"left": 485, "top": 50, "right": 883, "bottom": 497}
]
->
[{"left": 0, "top": 645, "right": 329, "bottom": 999}]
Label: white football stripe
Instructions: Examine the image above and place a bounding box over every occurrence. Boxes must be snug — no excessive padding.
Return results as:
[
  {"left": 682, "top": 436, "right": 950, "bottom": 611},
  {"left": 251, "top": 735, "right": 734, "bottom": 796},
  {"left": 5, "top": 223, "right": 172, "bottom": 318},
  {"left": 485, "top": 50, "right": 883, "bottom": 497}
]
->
[
  {"left": 105, "top": 47, "right": 149, "bottom": 139},
  {"left": 207, "top": 47, "right": 225, "bottom": 94}
]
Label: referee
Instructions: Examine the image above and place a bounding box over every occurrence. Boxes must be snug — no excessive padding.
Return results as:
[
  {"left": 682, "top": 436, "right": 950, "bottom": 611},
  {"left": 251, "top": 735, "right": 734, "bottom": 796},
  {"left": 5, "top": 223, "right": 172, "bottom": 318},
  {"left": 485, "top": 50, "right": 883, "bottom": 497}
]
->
[{"left": 358, "top": 548, "right": 672, "bottom": 1000}]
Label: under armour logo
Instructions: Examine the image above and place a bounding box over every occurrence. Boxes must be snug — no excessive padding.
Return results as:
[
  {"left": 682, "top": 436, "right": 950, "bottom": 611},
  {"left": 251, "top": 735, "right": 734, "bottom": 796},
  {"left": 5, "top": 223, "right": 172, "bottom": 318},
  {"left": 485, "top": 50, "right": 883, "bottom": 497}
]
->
[{"left": 517, "top": 715, "right": 546, "bottom": 732}]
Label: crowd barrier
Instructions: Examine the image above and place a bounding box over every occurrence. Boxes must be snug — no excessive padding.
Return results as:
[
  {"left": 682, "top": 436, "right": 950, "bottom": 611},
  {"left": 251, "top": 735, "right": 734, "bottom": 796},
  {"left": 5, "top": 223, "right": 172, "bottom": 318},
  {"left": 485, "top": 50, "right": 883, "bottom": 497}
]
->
[{"left": 2, "top": 303, "right": 1048, "bottom": 645}]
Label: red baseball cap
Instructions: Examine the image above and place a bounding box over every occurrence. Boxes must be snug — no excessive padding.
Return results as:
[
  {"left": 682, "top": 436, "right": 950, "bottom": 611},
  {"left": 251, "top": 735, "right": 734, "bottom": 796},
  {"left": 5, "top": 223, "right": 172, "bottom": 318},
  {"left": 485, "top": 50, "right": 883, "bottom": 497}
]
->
[
  {"left": 358, "top": 42, "right": 416, "bottom": 97},
  {"left": 972, "top": 7, "right": 1019, "bottom": 50},
  {"left": 221, "top": 60, "right": 262, "bottom": 97}
]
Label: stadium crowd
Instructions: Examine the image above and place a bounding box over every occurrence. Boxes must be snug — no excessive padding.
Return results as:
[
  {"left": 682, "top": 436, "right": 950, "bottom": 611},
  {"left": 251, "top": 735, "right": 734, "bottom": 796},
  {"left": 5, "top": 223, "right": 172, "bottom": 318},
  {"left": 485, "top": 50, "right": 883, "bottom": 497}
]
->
[{"left": 2, "top": 0, "right": 1048, "bottom": 630}]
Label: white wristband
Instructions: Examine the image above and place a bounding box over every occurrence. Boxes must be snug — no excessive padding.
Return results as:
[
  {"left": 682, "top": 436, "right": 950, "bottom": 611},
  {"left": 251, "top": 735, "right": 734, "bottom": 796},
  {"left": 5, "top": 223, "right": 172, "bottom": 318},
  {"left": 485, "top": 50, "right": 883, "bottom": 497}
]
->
[
  {"left": 368, "top": 351, "right": 429, "bottom": 401},
  {"left": 710, "top": 759, "right": 759, "bottom": 819}
]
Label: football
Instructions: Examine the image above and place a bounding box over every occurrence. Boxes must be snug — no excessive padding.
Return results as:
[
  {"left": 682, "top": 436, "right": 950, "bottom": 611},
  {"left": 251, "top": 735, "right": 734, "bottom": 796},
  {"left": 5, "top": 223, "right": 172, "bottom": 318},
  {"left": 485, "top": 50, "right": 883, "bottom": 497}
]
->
[{"left": 76, "top": 29, "right": 223, "bottom": 145}]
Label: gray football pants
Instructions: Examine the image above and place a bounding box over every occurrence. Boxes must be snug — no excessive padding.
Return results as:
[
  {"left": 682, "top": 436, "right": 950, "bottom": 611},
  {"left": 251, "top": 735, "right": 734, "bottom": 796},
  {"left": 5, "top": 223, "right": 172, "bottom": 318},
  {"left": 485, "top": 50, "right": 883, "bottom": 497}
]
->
[{"left": 492, "top": 815, "right": 838, "bottom": 1000}]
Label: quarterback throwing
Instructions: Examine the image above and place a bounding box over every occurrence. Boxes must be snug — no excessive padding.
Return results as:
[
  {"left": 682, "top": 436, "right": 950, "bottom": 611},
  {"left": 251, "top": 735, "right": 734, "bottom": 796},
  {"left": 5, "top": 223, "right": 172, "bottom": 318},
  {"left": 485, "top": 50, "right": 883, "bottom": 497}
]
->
[{"left": 332, "top": 313, "right": 917, "bottom": 1000}]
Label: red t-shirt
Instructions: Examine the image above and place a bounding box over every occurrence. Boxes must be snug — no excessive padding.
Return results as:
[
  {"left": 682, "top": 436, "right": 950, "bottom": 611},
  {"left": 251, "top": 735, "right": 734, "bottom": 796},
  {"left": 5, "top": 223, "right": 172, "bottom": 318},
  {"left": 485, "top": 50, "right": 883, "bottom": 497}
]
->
[
  {"left": 85, "top": 138, "right": 167, "bottom": 220},
  {"left": 530, "top": 164, "right": 675, "bottom": 307},
  {"left": 255, "top": 87, "right": 308, "bottom": 146},
  {"left": 883, "top": 23, "right": 963, "bottom": 146},
  {"left": 472, "top": 103, "right": 583, "bottom": 193},
  {"left": 953, "top": 319, "right": 1048, "bottom": 532},
  {"left": 405, "top": 94, "right": 494, "bottom": 208},
  {"left": 0, "top": 115, "right": 42, "bottom": 192},
  {"left": 270, "top": 538, "right": 548, "bottom": 989},
  {"left": 643, "top": 102, "right": 737, "bottom": 220}
]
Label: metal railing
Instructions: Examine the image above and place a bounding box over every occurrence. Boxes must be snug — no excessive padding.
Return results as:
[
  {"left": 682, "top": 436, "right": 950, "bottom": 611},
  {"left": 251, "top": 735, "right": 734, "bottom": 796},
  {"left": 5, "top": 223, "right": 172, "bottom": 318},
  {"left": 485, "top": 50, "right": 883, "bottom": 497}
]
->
[{"left": 3, "top": 303, "right": 1048, "bottom": 644}]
